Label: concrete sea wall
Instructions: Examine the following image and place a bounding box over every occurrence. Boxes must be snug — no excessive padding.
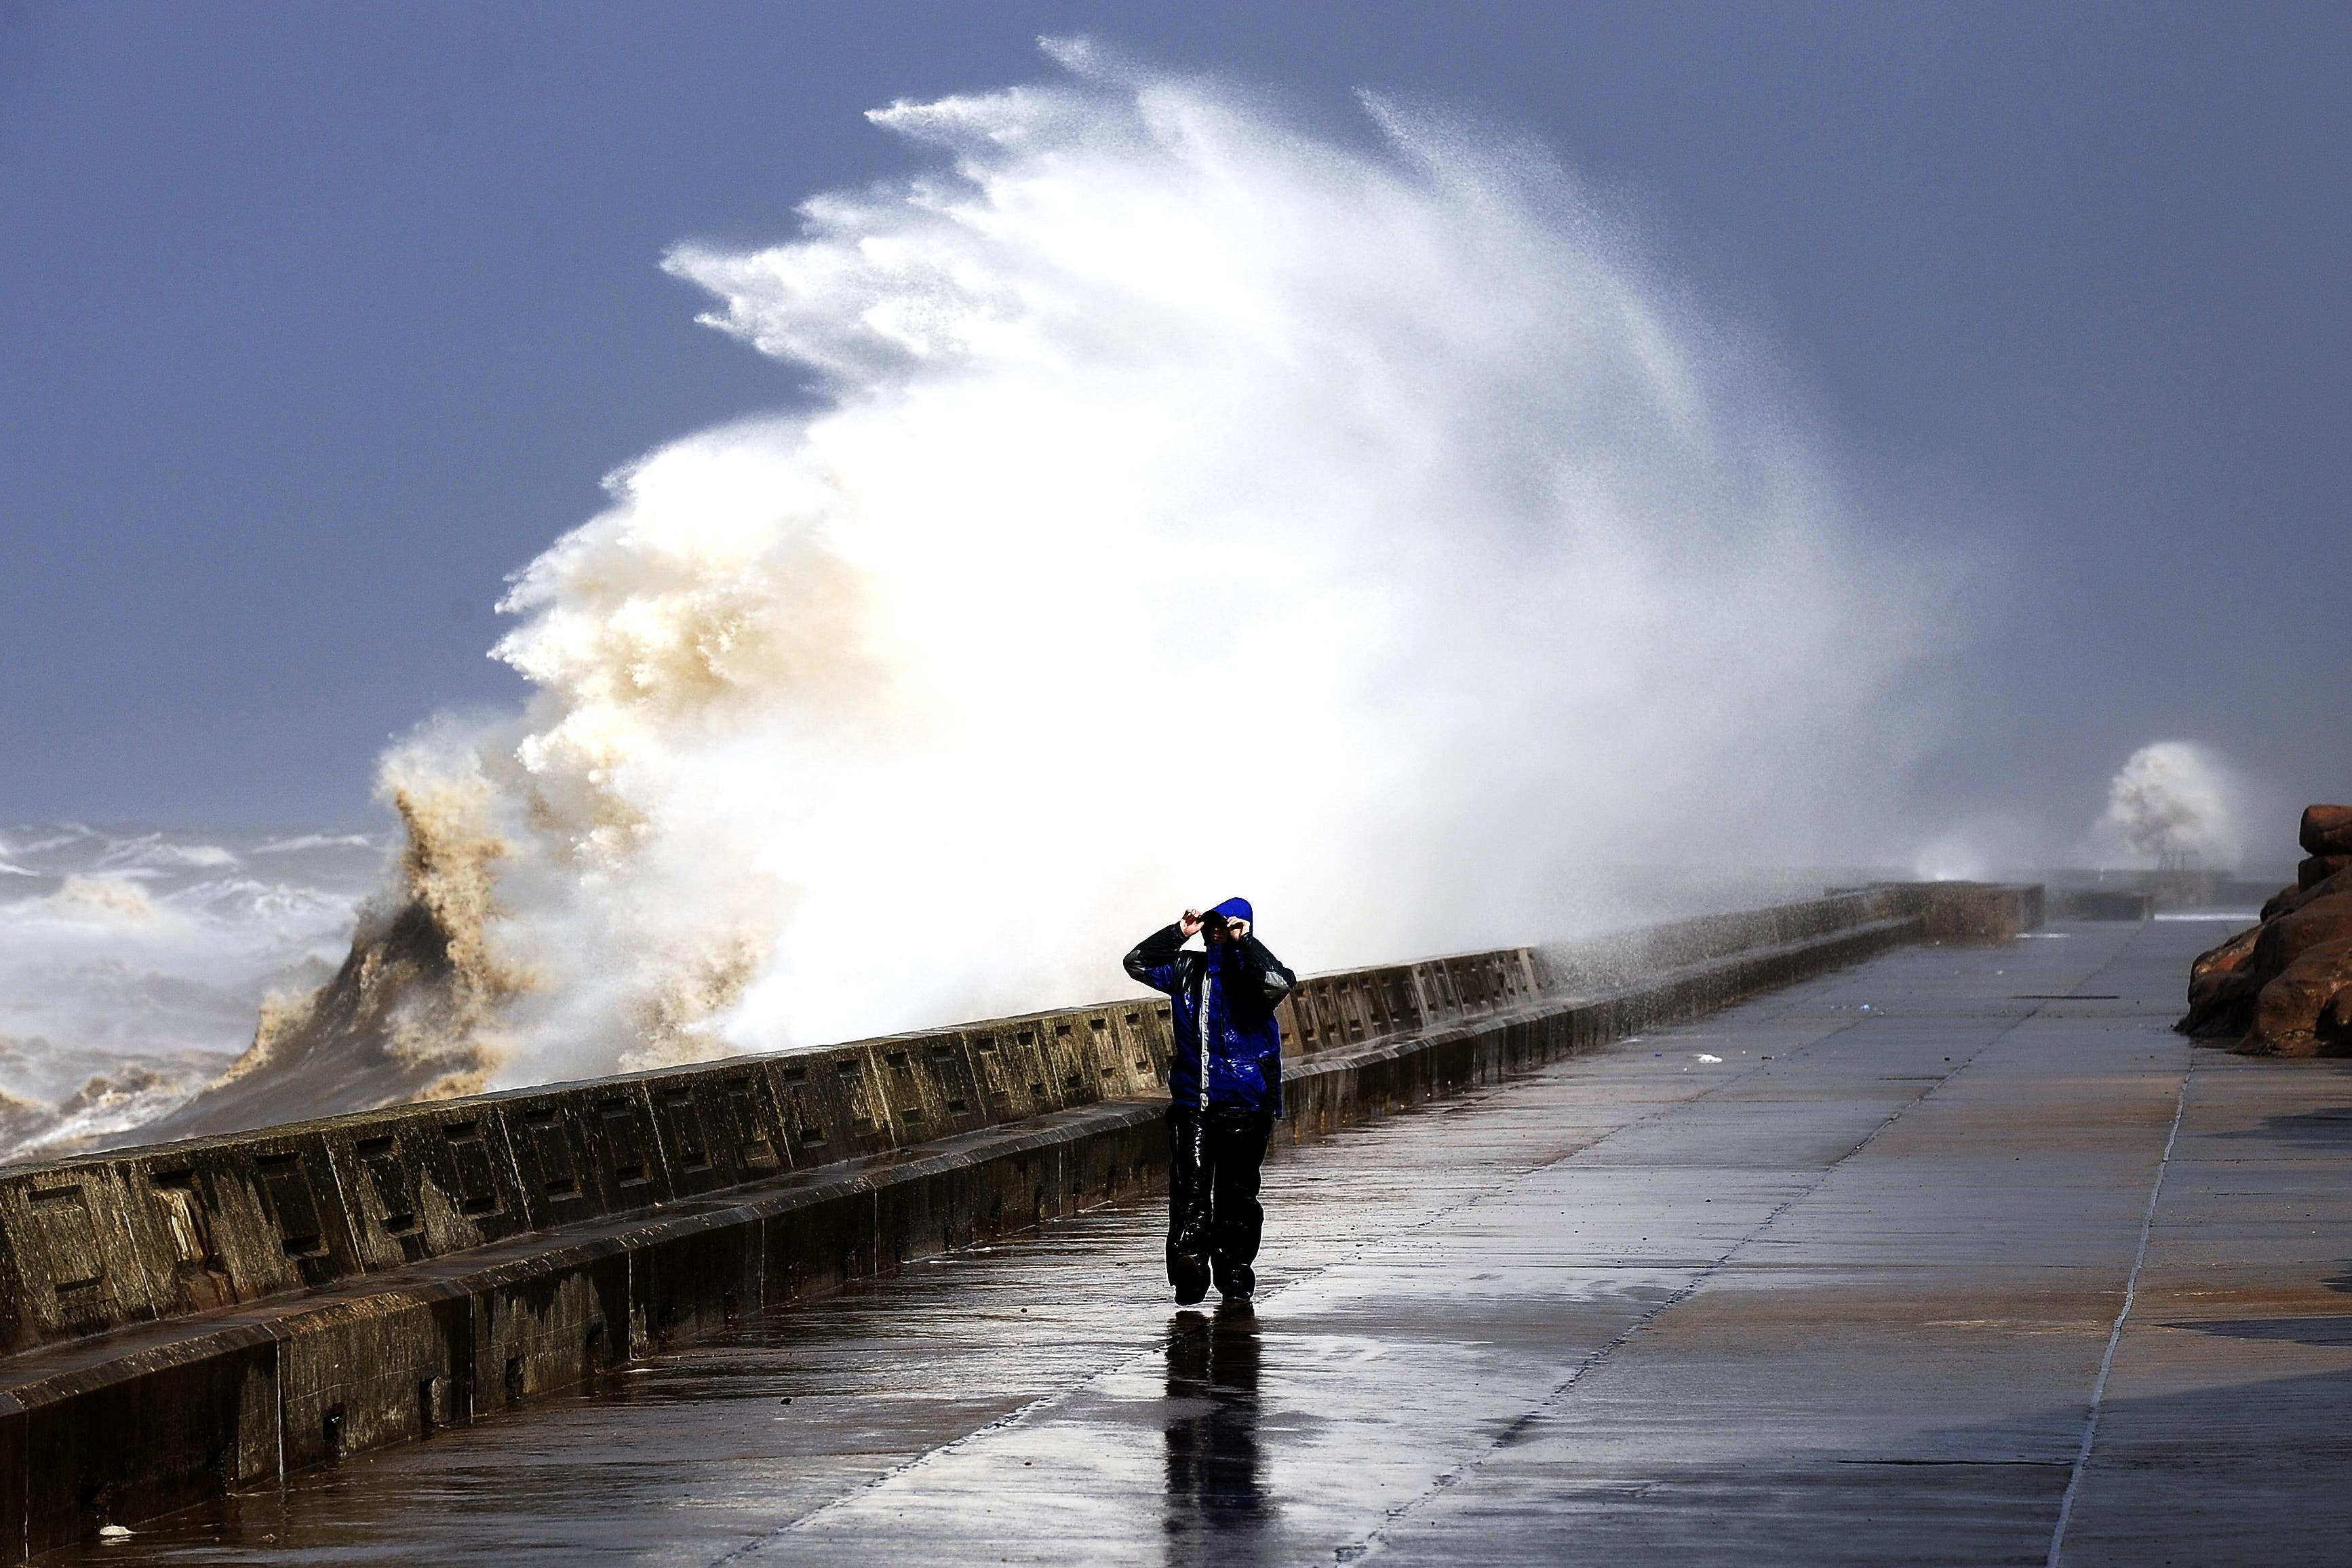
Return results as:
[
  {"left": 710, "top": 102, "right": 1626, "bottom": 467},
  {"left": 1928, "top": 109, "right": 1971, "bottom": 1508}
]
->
[{"left": 0, "top": 882, "right": 2036, "bottom": 1556}]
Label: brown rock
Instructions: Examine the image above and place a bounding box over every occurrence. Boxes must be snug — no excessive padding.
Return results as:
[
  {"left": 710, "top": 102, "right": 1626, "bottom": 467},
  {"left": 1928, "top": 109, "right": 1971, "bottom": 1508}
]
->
[
  {"left": 2261, "top": 865, "right": 2352, "bottom": 924},
  {"left": 2321, "top": 987, "right": 2352, "bottom": 1055},
  {"left": 2301, "top": 855, "right": 2352, "bottom": 890},
  {"left": 2178, "top": 810, "right": 2352, "bottom": 1048},
  {"left": 2251, "top": 884, "right": 2352, "bottom": 976},
  {"left": 2239, "top": 934, "right": 2352, "bottom": 1056},
  {"left": 2183, "top": 975, "right": 2264, "bottom": 1043},
  {"left": 2301, "top": 804, "right": 2352, "bottom": 857},
  {"left": 2191, "top": 922, "right": 2260, "bottom": 984},
  {"left": 2180, "top": 922, "right": 2265, "bottom": 1039}
]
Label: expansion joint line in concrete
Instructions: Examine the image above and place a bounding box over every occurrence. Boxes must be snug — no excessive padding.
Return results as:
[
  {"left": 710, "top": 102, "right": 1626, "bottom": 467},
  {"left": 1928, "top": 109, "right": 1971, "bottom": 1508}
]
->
[
  {"left": 1333, "top": 998, "right": 2055, "bottom": 1566},
  {"left": 2044, "top": 1045, "right": 2195, "bottom": 1568}
]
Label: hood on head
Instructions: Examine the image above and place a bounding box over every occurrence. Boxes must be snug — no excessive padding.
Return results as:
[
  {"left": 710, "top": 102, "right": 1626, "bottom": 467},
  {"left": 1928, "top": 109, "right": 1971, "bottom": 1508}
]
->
[{"left": 1208, "top": 897, "right": 1253, "bottom": 925}]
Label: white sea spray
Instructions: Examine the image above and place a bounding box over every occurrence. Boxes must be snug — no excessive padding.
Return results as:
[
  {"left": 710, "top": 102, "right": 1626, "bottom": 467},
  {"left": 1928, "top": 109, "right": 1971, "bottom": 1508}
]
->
[
  {"left": 2097, "top": 741, "right": 2244, "bottom": 869},
  {"left": 340, "top": 43, "right": 1948, "bottom": 1093}
]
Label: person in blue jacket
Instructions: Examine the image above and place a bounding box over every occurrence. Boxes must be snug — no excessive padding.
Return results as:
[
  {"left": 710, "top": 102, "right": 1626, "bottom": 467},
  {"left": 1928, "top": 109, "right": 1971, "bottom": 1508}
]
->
[{"left": 1124, "top": 898, "right": 1297, "bottom": 1306}]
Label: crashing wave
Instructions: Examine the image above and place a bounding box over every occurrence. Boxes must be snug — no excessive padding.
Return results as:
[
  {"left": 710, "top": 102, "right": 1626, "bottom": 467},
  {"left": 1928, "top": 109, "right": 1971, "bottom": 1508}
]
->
[{"left": 130, "top": 41, "right": 1952, "bottom": 1139}]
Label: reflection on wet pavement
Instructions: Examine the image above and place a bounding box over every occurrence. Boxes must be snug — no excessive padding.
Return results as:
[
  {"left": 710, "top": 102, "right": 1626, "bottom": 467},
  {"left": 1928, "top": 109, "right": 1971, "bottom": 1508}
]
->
[
  {"left": 1161, "top": 1306, "right": 1267, "bottom": 1565},
  {"left": 49, "top": 920, "right": 2352, "bottom": 1564}
]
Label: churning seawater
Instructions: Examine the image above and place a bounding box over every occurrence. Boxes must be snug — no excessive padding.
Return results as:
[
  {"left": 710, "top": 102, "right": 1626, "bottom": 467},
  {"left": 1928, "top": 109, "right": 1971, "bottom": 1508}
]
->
[{"left": 0, "top": 825, "right": 381, "bottom": 1155}]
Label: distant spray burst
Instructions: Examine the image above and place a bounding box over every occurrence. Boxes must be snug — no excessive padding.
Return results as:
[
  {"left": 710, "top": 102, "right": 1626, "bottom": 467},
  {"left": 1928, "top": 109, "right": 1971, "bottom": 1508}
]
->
[{"left": 2098, "top": 741, "right": 2243, "bottom": 869}]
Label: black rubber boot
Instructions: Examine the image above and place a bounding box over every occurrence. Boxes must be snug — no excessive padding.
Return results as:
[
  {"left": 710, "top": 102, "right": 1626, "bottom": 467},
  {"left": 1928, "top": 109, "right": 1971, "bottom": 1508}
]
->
[{"left": 1171, "top": 1252, "right": 1212, "bottom": 1306}]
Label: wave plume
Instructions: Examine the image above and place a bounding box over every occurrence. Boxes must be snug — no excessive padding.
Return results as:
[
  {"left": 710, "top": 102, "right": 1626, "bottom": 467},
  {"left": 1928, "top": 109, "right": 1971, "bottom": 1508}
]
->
[{"left": 163, "top": 44, "right": 1948, "bottom": 1133}]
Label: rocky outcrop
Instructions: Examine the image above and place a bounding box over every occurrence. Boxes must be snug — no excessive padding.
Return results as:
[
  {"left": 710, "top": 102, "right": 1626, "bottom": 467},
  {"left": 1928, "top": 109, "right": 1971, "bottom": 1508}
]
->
[
  {"left": 2300, "top": 855, "right": 2352, "bottom": 891},
  {"left": 2180, "top": 804, "right": 2352, "bottom": 1055},
  {"left": 2302, "top": 804, "right": 2352, "bottom": 855}
]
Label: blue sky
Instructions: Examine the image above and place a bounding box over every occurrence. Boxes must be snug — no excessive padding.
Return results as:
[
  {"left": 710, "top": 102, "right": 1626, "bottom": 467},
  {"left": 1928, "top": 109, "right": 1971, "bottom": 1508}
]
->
[{"left": 1, "top": 1, "right": 2345, "bottom": 842}]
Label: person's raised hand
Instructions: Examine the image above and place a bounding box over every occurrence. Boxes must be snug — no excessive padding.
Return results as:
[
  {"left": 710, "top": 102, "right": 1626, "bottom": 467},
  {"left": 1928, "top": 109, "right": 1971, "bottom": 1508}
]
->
[
  {"left": 1226, "top": 918, "right": 1251, "bottom": 940},
  {"left": 1180, "top": 908, "right": 1204, "bottom": 937}
]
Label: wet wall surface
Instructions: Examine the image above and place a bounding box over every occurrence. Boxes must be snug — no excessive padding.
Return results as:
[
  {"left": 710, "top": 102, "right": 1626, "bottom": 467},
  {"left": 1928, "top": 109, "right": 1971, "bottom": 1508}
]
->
[{"left": 58, "top": 920, "right": 2352, "bottom": 1565}]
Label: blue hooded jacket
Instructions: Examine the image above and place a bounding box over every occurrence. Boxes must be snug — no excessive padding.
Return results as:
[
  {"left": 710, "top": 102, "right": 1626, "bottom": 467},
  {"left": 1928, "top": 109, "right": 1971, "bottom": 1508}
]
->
[{"left": 1123, "top": 899, "right": 1298, "bottom": 1116}]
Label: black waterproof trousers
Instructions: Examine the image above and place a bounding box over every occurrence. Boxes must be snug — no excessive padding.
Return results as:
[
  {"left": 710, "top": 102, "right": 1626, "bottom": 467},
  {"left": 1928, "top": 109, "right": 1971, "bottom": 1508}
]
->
[{"left": 1166, "top": 1106, "right": 1273, "bottom": 1299}]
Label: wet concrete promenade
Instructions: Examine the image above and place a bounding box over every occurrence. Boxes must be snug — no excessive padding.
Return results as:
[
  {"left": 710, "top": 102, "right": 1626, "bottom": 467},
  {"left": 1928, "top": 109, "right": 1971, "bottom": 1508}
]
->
[{"left": 61, "top": 918, "right": 2352, "bottom": 1565}]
